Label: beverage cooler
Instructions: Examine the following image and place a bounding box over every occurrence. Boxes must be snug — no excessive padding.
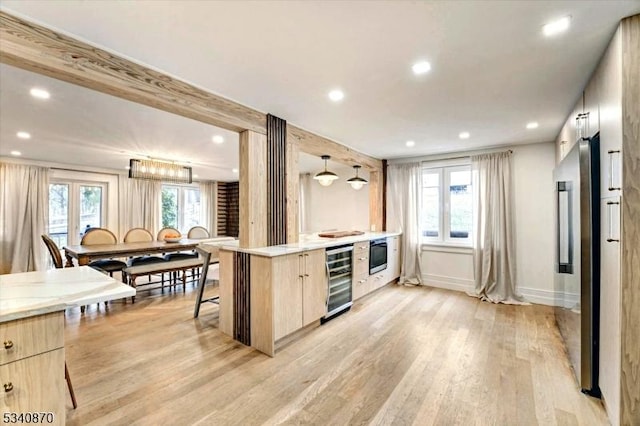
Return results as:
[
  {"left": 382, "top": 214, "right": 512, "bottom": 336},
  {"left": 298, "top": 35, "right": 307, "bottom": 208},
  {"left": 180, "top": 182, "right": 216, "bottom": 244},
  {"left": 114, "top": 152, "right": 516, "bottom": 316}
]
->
[{"left": 323, "top": 244, "right": 353, "bottom": 322}]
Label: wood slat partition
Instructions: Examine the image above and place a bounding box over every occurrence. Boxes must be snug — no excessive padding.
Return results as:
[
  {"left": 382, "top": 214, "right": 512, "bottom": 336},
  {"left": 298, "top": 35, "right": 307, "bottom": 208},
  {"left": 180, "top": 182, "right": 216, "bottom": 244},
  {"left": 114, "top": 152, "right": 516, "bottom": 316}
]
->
[
  {"left": 233, "top": 252, "right": 251, "bottom": 346},
  {"left": 216, "top": 183, "right": 229, "bottom": 236},
  {"left": 267, "top": 114, "right": 287, "bottom": 246},
  {"left": 215, "top": 182, "right": 239, "bottom": 238},
  {"left": 226, "top": 182, "right": 240, "bottom": 238}
]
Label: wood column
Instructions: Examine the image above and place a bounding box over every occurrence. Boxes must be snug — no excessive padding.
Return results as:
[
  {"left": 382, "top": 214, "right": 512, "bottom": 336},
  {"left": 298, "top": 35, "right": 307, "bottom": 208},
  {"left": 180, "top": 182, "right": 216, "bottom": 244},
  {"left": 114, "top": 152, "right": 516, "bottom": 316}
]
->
[
  {"left": 369, "top": 170, "right": 384, "bottom": 232},
  {"left": 620, "top": 14, "right": 640, "bottom": 426},
  {"left": 239, "top": 130, "right": 267, "bottom": 248}
]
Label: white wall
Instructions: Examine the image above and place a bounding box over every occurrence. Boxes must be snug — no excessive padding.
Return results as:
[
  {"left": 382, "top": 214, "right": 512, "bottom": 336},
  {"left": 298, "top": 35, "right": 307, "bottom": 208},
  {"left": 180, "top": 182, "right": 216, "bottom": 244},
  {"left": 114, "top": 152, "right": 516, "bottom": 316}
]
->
[
  {"left": 303, "top": 163, "right": 369, "bottom": 233},
  {"left": 420, "top": 142, "right": 557, "bottom": 305}
]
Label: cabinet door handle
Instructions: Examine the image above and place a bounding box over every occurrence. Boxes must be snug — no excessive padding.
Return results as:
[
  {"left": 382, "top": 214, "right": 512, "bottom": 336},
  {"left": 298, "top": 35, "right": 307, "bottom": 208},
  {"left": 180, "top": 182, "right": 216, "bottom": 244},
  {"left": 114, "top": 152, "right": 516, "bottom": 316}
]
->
[
  {"left": 359, "top": 257, "right": 367, "bottom": 261},
  {"left": 606, "top": 200, "right": 620, "bottom": 243},
  {"left": 608, "top": 150, "right": 621, "bottom": 191},
  {"left": 3, "top": 383, "right": 13, "bottom": 393},
  {"left": 3, "top": 340, "right": 13, "bottom": 350}
]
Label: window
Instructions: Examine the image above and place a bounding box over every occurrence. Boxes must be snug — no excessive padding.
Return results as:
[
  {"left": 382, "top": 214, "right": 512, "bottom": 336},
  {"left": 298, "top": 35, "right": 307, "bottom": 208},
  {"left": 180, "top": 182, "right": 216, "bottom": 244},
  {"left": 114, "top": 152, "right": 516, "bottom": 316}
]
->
[
  {"left": 161, "top": 185, "right": 201, "bottom": 233},
  {"left": 421, "top": 165, "right": 472, "bottom": 245},
  {"left": 48, "top": 181, "right": 106, "bottom": 246}
]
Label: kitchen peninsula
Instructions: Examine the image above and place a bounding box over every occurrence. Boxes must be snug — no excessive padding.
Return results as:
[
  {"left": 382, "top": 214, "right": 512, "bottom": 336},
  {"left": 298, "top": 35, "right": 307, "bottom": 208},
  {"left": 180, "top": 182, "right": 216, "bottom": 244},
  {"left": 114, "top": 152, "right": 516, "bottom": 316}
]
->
[
  {"left": 0, "top": 267, "right": 135, "bottom": 424},
  {"left": 217, "top": 232, "right": 401, "bottom": 356}
]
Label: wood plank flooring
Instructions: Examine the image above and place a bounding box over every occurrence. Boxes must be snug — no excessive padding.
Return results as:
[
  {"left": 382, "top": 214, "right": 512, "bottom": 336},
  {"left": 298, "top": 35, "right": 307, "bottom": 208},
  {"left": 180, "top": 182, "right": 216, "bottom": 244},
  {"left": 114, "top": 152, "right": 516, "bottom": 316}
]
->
[{"left": 63, "top": 283, "right": 608, "bottom": 425}]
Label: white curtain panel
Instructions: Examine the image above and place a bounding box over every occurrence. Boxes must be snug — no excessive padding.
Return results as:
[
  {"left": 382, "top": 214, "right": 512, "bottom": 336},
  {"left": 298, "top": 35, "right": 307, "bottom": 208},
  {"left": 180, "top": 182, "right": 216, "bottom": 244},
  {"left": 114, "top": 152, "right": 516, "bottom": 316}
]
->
[
  {"left": 469, "top": 151, "right": 526, "bottom": 304},
  {"left": 118, "top": 177, "right": 161, "bottom": 239},
  {"left": 199, "top": 180, "right": 217, "bottom": 236},
  {"left": 299, "top": 173, "right": 311, "bottom": 234},
  {"left": 387, "top": 162, "right": 423, "bottom": 285},
  {"left": 0, "top": 163, "right": 50, "bottom": 274}
]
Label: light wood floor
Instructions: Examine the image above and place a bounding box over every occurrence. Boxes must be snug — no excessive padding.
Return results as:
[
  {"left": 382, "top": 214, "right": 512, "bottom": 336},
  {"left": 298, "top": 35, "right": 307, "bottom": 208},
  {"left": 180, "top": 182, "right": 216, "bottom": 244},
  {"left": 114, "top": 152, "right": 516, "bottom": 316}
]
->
[{"left": 63, "top": 282, "right": 608, "bottom": 426}]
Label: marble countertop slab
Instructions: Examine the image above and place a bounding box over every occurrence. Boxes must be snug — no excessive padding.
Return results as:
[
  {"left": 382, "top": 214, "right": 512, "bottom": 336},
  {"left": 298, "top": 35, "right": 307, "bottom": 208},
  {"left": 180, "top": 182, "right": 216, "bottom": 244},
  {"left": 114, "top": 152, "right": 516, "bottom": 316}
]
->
[
  {"left": 0, "top": 266, "right": 135, "bottom": 323},
  {"left": 217, "top": 231, "right": 401, "bottom": 257}
]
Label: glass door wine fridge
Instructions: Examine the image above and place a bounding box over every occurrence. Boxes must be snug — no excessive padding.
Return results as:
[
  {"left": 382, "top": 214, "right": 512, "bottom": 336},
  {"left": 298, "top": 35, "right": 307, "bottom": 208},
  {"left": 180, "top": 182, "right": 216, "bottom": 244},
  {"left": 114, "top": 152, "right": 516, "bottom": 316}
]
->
[{"left": 323, "top": 244, "right": 353, "bottom": 322}]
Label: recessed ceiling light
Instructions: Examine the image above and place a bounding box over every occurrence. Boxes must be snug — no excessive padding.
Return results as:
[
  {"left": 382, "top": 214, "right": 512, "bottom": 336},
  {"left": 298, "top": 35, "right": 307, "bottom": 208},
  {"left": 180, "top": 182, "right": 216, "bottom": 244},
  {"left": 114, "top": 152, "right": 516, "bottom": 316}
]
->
[
  {"left": 193, "top": 174, "right": 199, "bottom": 178},
  {"left": 459, "top": 132, "right": 470, "bottom": 139},
  {"left": 406, "top": 140, "right": 416, "bottom": 147},
  {"left": 328, "top": 89, "right": 344, "bottom": 102},
  {"left": 212, "top": 135, "right": 224, "bottom": 144},
  {"left": 543, "top": 16, "right": 571, "bottom": 37},
  {"left": 16, "top": 131, "right": 31, "bottom": 139},
  {"left": 125, "top": 166, "right": 131, "bottom": 170},
  {"left": 30, "top": 87, "right": 50, "bottom": 99},
  {"left": 412, "top": 61, "right": 432, "bottom": 75},
  {"left": 10, "top": 150, "right": 21, "bottom": 156},
  {"left": 526, "top": 122, "right": 539, "bottom": 129},
  {"left": 232, "top": 168, "right": 239, "bottom": 173}
]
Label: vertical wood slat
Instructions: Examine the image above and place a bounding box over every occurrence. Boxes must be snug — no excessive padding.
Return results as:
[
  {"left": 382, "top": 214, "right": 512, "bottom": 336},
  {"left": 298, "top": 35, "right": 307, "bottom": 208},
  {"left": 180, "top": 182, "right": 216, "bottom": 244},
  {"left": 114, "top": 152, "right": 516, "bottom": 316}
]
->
[
  {"left": 382, "top": 159, "right": 388, "bottom": 231},
  {"left": 267, "top": 114, "right": 287, "bottom": 246},
  {"left": 233, "top": 251, "right": 251, "bottom": 346}
]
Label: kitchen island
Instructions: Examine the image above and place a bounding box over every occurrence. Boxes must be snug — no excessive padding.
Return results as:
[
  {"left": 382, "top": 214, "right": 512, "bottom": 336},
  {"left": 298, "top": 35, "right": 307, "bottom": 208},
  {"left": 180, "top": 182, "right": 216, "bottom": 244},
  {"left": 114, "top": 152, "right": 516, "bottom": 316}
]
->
[
  {"left": 0, "top": 267, "right": 135, "bottom": 424},
  {"left": 217, "top": 232, "right": 401, "bottom": 356}
]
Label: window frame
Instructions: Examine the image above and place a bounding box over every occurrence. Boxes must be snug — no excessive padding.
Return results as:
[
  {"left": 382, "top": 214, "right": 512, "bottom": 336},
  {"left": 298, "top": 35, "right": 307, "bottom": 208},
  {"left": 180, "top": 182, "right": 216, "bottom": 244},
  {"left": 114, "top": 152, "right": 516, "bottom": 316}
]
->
[
  {"left": 161, "top": 183, "right": 201, "bottom": 233},
  {"left": 49, "top": 179, "right": 108, "bottom": 246},
  {"left": 421, "top": 163, "right": 473, "bottom": 247}
]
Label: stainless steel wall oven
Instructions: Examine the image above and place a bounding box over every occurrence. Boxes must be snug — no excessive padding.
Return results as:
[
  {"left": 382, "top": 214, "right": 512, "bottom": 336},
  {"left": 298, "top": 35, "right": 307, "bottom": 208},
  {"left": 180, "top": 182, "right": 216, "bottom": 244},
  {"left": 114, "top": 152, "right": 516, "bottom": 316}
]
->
[{"left": 369, "top": 238, "right": 388, "bottom": 274}]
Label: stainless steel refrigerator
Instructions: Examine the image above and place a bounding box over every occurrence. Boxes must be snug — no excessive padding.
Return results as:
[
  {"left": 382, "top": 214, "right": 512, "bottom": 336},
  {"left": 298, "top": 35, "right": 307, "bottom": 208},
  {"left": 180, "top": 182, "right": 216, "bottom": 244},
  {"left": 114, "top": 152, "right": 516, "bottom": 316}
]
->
[{"left": 554, "top": 134, "right": 600, "bottom": 397}]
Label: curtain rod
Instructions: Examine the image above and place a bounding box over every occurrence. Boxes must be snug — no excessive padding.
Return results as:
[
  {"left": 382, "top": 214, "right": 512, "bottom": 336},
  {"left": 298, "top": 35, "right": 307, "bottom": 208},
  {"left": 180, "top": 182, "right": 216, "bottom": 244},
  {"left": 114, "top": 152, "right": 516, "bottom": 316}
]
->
[{"left": 387, "top": 148, "right": 514, "bottom": 165}]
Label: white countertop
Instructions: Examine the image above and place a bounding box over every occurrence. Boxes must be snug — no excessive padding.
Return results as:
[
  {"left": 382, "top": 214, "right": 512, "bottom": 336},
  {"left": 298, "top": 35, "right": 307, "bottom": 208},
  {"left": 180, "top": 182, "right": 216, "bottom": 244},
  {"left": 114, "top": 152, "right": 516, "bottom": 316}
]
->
[
  {"left": 0, "top": 266, "right": 135, "bottom": 323},
  {"left": 217, "top": 231, "right": 401, "bottom": 257}
]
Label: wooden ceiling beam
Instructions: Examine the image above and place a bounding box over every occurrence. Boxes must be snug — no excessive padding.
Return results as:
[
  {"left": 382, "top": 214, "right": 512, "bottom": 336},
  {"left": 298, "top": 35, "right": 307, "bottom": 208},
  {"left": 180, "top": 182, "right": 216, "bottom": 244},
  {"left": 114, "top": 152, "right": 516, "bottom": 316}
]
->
[
  {"left": 0, "top": 11, "right": 382, "bottom": 172},
  {"left": 0, "top": 11, "right": 266, "bottom": 134}
]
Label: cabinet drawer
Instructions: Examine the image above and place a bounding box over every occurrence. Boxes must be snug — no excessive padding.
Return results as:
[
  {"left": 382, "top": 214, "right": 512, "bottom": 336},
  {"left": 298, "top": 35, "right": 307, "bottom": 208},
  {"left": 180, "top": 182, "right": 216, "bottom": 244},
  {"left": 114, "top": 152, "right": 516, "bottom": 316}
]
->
[
  {"left": 0, "top": 348, "right": 65, "bottom": 418},
  {"left": 0, "top": 313, "right": 64, "bottom": 366},
  {"left": 352, "top": 272, "right": 370, "bottom": 300},
  {"left": 353, "top": 255, "right": 369, "bottom": 276},
  {"left": 368, "top": 270, "right": 389, "bottom": 291},
  {"left": 353, "top": 241, "right": 370, "bottom": 255}
]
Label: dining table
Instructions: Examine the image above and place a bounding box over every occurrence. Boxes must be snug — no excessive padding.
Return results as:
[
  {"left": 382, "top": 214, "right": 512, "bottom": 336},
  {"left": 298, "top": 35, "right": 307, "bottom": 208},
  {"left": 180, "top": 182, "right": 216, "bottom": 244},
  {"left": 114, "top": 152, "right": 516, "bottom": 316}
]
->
[{"left": 63, "top": 238, "right": 204, "bottom": 267}]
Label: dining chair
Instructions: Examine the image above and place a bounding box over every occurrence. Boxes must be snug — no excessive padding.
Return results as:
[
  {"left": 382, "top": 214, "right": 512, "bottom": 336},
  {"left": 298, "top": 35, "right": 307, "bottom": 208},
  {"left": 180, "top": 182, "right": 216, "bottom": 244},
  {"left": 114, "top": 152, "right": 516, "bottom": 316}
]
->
[
  {"left": 80, "top": 228, "right": 127, "bottom": 279},
  {"left": 40, "top": 235, "right": 78, "bottom": 409},
  {"left": 157, "top": 227, "right": 198, "bottom": 285},
  {"left": 193, "top": 246, "right": 219, "bottom": 318},
  {"left": 123, "top": 228, "right": 167, "bottom": 286},
  {"left": 187, "top": 226, "right": 210, "bottom": 239}
]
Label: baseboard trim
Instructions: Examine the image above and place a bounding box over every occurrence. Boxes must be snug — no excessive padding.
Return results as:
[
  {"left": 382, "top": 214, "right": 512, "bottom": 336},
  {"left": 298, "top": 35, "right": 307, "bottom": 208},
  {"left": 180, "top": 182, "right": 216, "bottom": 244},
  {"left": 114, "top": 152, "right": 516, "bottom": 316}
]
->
[
  {"left": 421, "top": 274, "right": 474, "bottom": 293},
  {"left": 420, "top": 275, "right": 573, "bottom": 307}
]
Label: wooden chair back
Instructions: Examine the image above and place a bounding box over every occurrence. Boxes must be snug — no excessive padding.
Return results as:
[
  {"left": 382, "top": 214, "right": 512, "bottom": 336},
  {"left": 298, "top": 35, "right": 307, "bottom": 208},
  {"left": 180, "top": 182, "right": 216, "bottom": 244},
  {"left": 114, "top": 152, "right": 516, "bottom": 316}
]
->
[
  {"left": 187, "top": 226, "right": 210, "bottom": 239},
  {"left": 41, "top": 234, "right": 63, "bottom": 269},
  {"left": 80, "top": 228, "right": 117, "bottom": 245},
  {"left": 157, "top": 227, "right": 181, "bottom": 241},
  {"left": 124, "top": 228, "right": 154, "bottom": 243}
]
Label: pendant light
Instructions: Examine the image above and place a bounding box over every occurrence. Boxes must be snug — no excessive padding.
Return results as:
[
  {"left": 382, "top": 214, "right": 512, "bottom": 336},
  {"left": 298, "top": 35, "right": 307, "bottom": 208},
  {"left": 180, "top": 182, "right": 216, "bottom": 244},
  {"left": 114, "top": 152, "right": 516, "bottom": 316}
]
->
[
  {"left": 314, "top": 155, "right": 339, "bottom": 186},
  {"left": 347, "top": 165, "right": 368, "bottom": 190}
]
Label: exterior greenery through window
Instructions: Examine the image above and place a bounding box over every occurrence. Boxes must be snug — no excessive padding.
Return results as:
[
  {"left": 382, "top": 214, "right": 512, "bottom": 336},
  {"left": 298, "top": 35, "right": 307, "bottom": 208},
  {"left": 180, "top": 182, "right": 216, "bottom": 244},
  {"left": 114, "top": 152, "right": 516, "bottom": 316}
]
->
[
  {"left": 161, "top": 185, "right": 201, "bottom": 233},
  {"left": 421, "top": 165, "right": 472, "bottom": 245},
  {"left": 48, "top": 182, "right": 104, "bottom": 247}
]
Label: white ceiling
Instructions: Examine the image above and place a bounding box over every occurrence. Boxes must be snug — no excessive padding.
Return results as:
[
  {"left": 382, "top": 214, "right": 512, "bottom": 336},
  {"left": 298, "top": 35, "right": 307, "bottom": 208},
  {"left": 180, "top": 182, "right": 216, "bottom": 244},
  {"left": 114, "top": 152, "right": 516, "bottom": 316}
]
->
[{"left": 1, "top": 1, "right": 639, "bottom": 167}]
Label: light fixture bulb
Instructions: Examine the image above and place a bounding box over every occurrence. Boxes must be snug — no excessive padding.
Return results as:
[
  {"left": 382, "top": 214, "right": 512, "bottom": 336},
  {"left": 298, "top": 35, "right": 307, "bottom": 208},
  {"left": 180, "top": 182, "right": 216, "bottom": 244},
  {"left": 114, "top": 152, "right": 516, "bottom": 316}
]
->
[
  {"left": 543, "top": 16, "right": 571, "bottom": 37},
  {"left": 212, "top": 135, "right": 224, "bottom": 144},
  {"left": 328, "top": 89, "right": 345, "bottom": 102},
  {"left": 30, "top": 87, "right": 50, "bottom": 99},
  {"left": 526, "top": 122, "right": 539, "bottom": 129},
  {"left": 406, "top": 140, "right": 415, "bottom": 147},
  {"left": 412, "top": 61, "right": 432, "bottom": 75},
  {"left": 17, "top": 131, "right": 31, "bottom": 139},
  {"left": 318, "top": 177, "right": 334, "bottom": 187},
  {"left": 459, "top": 132, "right": 470, "bottom": 139},
  {"left": 10, "top": 150, "right": 21, "bottom": 156}
]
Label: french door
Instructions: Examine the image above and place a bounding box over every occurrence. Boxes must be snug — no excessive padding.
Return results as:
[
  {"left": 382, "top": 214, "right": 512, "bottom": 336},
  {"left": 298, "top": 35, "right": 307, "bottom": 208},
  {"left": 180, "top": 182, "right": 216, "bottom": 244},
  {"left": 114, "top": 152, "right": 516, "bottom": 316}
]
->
[{"left": 48, "top": 181, "right": 107, "bottom": 247}]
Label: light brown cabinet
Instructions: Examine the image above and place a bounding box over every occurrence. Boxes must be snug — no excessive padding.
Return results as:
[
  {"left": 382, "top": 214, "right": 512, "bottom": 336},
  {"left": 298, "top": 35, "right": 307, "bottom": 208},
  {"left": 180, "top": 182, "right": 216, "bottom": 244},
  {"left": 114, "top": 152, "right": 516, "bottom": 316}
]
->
[
  {"left": 272, "top": 249, "right": 326, "bottom": 341},
  {"left": 0, "top": 312, "right": 65, "bottom": 423}
]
